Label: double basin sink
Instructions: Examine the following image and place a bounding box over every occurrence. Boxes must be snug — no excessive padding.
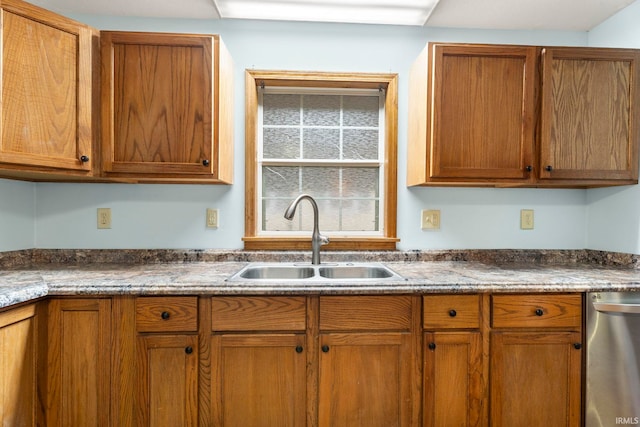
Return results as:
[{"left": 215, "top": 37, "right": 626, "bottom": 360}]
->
[{"left": 228, "top": 262, "right": 404, "bottom": 282}]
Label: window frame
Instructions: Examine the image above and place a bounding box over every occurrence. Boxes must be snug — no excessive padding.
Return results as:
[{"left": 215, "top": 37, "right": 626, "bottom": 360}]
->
[{"left": 243, "top": 70, "right": 399, "bottom": 251}]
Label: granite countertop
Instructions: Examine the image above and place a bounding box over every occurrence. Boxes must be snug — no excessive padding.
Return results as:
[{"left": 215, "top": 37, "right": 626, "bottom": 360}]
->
[{"left": 2, "top": 250, "right": 640, "bottom": 309}]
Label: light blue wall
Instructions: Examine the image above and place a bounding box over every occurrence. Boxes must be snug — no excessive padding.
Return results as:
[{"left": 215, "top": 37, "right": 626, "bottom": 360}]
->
[
  {"left": 32, "top": 16, "right": 592, "bottom": 250},
  {"left": 586, "top": 0, "right": 640, "bottom": 254},
  {"left": 0, "top": 179, "right": 35, "bottom": 251}
]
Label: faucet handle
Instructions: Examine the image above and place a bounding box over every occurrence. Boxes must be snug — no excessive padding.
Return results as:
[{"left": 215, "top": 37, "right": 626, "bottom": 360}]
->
[{"left": 320, "top": 234, "right": 330, "bottom": 246}]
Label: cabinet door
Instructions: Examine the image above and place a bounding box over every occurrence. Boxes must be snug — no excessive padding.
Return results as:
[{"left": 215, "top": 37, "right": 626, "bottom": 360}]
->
[
  {"left": 424, "top": 332, "right": 483, "bottom": 427},
  {"left": 47, "top": 299, "right": 111, "bottom": 427},
  {"left": 427, "top": 44, "right": 536, "bottom": 182},
  {"left": 137, "top": 335, "right": 198, "bottom": 427},
  {"left": 540, "top": 47, "right": 640, "bottom": 184},
  {"left": 318, "top": 332, "right": 413, "bottom": 427},
  {"left": 0, "top": 304, "right": 38, "bottom": 427},
  {"left": 211, "top": 333, "right": 306, "bottom": 426},
  {"left": 490, "top": 331, "right": 582, "bottom": 427},
  {"left": 0, "top": 0, "right": 94, "bottom": 174},
  {"left": 101, "top": 31, "right": 222, "bottom": 179}
]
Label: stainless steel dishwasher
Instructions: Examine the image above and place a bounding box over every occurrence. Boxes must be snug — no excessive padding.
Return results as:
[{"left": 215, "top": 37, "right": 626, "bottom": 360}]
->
[{"left": 586, "top": 292, "right": 640, "bottom": 427}]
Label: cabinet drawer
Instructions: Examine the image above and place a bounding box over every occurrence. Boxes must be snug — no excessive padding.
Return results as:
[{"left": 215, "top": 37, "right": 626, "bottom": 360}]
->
[
  {"left": 212, "top": 297, "right": 306, "bottom": 331},
  {"left": 319, "top": 296, "right": 413, "bottom": 331},
  {"left": 136, "top": 297, "right": 198, "bottom": 332},
  {"left": 423, "top": 295, "right": 480, "bottom": 329},
  {"left": 492, "top": 294, "right": 582, "bottom": 329}
]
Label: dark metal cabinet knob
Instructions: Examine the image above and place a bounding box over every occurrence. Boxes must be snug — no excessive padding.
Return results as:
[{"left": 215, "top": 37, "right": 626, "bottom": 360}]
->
[
  {"left": 573, "top": 343, "right": 582, "bottom": 350},
  {"left": 295, "top": 346, "right": 303, "bottom": 353},
  {"left": 202, "top": 159, "right": 210, "bottom": 166},
  {"left": 525, "top": 165, "right": 532, "bottom": 172},
  {"left": 321, "top": 345, "right": 330, "bottom": 353},
  {"left": 535, "top": 308, "right": 544, "bottom": 316},
  {"left": 80, "top": 155, "right": 90, "bottom": 163},
  {"left": 449, "top": 309, "right": 457, "bottom": 317},
  {"left": 185, "top": 346, "right": 193, "bottom": 354},
  {"left": 428, "top": 342, "right": 436, "bottom": 350},
  {"left": 545, "top": 165, "right": 553, "bottom": 172},
  {"left": 161, "top": 311, "right": 170, "bottom": 320}
]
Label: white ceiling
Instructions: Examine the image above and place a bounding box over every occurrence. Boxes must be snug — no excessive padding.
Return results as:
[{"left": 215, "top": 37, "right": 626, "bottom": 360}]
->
[{"left": 28, "top": 0, "right": 638, "bottom": 30}]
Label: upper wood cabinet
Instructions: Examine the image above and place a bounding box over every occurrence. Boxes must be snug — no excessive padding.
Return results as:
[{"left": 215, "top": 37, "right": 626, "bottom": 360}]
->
[
  {"left": 0, "top": 0, "right": 97, "bottom": 180},
  {"left": 408, "top": 42, "right": 640, "bottom": 188},
  {"left": 101, "top": 31, "right": 234, "bottom": 183},
  {"left": 408, "top": 43, "right": 537, "bottom": 186},
  {"left": 539, "top": 47, "right": 640, "bottom": 183}
]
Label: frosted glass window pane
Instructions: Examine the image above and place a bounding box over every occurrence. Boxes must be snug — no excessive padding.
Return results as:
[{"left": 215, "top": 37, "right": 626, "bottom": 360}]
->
[
  {"left": 317, "top": 199, "right": 340, "bottom": 231},
  {"left": 343, "top": 96, "right": 379, "bottom": 127},
  {"left": 263, "top": 94, "right": 300, "bottom": 125},
  {"left": 342, "top": 200, "right": 378, "bottom": 231},
  {"left": 263, "top": 198, "right": 298, "bottom": 231},
  {"left": 342, "top": 168, "right": 379, "bottom": 197},
  {"left": 263, "top": 128, "right": 300, "bottom": 159},
  {"left": 343, "top": 129, "right": 379, "bottom": 160},
  {"left": 277, "top": 200, "right": 340, "bottom": 232},
  {"left": 303, "top": 95, "right": 340, "bottom": 126},
  {"left": 301, "top": 167, "right": 340, "bottom": 197},
  {"left": 262, "top": 166, "right": 300, "bottom": 197},
  {"left": 303, "top": 128, "right": 340, "bottom": 159}
]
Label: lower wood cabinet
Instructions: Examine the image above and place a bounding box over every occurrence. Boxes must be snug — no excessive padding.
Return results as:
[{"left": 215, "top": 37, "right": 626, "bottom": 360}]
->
[
  {"left": 422, "top": 293, "right": 583, "bottom": 427},
  {"left": 46, "top": 298, "right": 111, "bottom": 427},
  {"left": 136, "top": 335, "right": 199, "bottom": 427},
  {"left": 489, "top": 294, "right": 583, "bottom": 427},
  {"left": 211, "top": 295, "right": 419, "bottom": 427},
  {"left": 423, "top": 295, "right": 484, "bottom": 427},
  {"left": 211, "top": 296, "right": 307, "bottom": 426},
  {"left": 318, "top": 296, "right": 418, "bottom": 427},
  {"left": 0, "top": 303, "right": 39, "bottom": 427},
  {"left": 3, "top": 292, "right": 583, "bottom": 427}
]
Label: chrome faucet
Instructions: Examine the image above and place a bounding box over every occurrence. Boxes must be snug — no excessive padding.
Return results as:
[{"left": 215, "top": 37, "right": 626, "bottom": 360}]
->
[{"left": 284, "top": 194, "right": 329, "bottom": 265}]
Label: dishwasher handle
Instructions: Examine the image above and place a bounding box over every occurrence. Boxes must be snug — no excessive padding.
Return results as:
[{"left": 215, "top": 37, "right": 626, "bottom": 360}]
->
[{"left": 593, "top": 302, "right": 640, "bottom": 314}]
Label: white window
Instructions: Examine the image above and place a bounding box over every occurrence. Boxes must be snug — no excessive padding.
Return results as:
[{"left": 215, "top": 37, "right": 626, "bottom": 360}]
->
[{"left": 257, "top": 87, "right": 385, "bottom": 236}]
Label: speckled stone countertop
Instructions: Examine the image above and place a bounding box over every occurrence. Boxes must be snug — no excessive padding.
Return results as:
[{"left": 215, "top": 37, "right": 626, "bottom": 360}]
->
[{"left": 1, "top": 249, "right": 640, "bottom": 309}]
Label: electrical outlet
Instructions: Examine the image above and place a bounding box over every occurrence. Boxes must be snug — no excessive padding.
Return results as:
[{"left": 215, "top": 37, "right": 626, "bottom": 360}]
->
[
  {"left": 421, "top": 209, "right": 441, "bottom": 230},
  {"left": 520, "top": 209, "right": 534, "bottom": 230},
  {"left": 206, "top": 208, "right": 219, "bottom": 228},
  {"left": 97, "top": 208, "right": 111, "bottom": 229}
]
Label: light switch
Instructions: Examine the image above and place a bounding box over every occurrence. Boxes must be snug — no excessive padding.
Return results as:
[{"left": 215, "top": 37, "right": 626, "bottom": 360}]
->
[
  {"left": 421, "top": 209, "right": 441, "bottom": 230},
  {"left": 520, "top": 209, "right": 534, "bottom": 230},
  {"left": 97, "top": 208, "right": 111, "bottom": 229},
  {"left": 206, "top": 208, "right": 219, "bottom": 228}
]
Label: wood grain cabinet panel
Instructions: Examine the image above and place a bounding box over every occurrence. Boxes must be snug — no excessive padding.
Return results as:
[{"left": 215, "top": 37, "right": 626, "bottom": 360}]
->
[
  {"left": 211, "top": 334, "right": 306, "bottom": 427},
  {"left": 0, "top": 304, "right": 38, "bottom": 427},
  {"left": 489, "top": 293, "right": 583, "bottom": 427},
  {"left": 491, "top": 293, "right": 582, "bottom": 329},
  {"left": 423, "top": 294, "right": 485, "bottom": 427},
  {"left": 137, "top": 335, "right": 199, "bottom": 427},
  {"left": 408, "top": 43, "right": 536, "bottom": 186},
  {"left": 211, "top": 297, "right": 307, "bottom": 426},
  {"left": 136, "top": 296, "right": 198, "bottom": 333},
  {"left": 0, "top": 0, "right": 97, "bottom": 180},
  {"left": 318, "top": 332, "right": 413, "bottom": 427},
  {"left": 539, "top": 47, "right": 640, "bottom": 184},
  {"left": 408, "top": 42, "right": 640, "bottom": 188},
  {"left": 46, "top": 298, "right": 111, "bottom": 427},
  {"left": 101, "top": 31, "right": 234, "bottom": 183},
  {"left": 490, "top": 331, "right": 582, "bottom": 427},
  {"left": 423, "top": 332, "right": 483, "bottom": 427}
]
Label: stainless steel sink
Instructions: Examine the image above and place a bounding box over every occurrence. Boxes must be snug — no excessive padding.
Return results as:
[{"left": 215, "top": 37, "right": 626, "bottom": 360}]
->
[
  {"left": 236, "top": 265, "right": 315, "bottom": 280},
  {"left": 228, "top": 262, "right": 404, "bottom": 282},
  {"left": 318, "top": 265, "right": 394, "bottom": 279}
]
